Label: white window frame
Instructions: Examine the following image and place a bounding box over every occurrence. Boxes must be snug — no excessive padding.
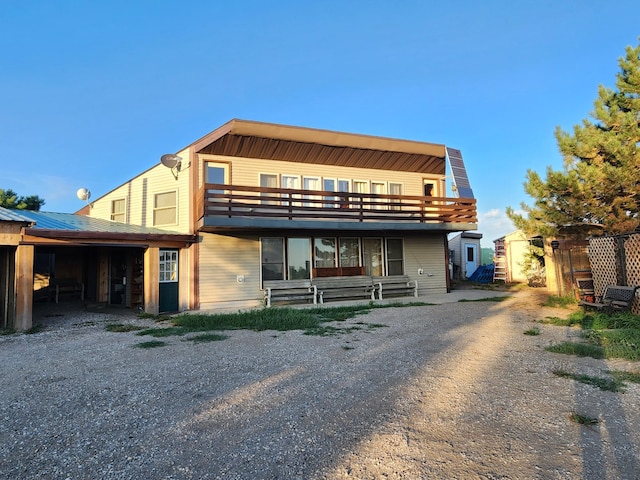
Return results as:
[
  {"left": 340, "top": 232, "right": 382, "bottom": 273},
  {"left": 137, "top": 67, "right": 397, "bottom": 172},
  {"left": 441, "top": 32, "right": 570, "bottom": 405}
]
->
[
  {"left": 153, "top": 190, "right": 178, "bottom": 226},
  {"left": 159, "top": 250, "right": 178, "bottom": 283},
  {"left": 110, "top": 198, "right": 126, "bottom": 223}
]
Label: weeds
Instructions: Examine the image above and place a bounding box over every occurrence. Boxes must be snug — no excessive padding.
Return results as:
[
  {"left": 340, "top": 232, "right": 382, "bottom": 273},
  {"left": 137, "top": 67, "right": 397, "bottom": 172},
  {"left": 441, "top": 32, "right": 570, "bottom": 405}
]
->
[
  {"left": 458, "top": 296, "right": 510, "bottom": 303},
  {"left": 543, "top": 295, "right": 577, "bottom": 308},
  {"left": 105, "top": 323, "right": 145, "bottom": 333},
  {"left": 187, "top": 333, "right": 228, "bottom": 343},
  {"left": 523, "top": 326, "right": 540, "bottom": 336},
  {"left": 569, "top": 412, "right": 599, "bottom": 425},
  {"left": 552, "top": 368, "right": 624, "bottom": 392},
  {"left": 134, "top": 340, "right": 166, "bottom": 349},
  {"left": 546, "top": 342, "right": 605, "bottom": 359}
]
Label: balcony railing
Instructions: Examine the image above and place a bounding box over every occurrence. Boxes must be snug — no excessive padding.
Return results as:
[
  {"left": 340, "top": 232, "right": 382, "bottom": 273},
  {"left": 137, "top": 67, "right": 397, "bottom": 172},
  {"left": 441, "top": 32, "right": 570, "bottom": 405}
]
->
[{"left": 197, "top": 183, "right": 477, "bottom": 227}]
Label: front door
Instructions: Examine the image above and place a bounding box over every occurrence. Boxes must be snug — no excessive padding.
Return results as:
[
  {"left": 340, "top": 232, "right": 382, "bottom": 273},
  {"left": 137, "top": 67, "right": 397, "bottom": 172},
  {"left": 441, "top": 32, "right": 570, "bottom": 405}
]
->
[
  {"left": 159, "top": 249, "right": 179, "bottom": 313},
  {"left": 465, "top": 243, "right": 478, "bottom": 278}
]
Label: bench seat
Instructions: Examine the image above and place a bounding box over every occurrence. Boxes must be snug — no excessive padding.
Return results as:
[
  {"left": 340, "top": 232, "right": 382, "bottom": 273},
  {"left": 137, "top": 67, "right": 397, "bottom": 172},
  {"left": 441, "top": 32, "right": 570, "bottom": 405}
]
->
[
  {"left": 579, "top": 285, "right": 638, "bottom": 313},
  {"left": 263, "top": 280, "right": 317, "bottom": 307},
  {"left": 312, "top": 276, "right": 376, "bottom": 304},
  {"left": 50, "top": 279, "right": 84, "bottom": 303},
  {"left": 373, "top": 275, "right": 418, "bottom": 299}
]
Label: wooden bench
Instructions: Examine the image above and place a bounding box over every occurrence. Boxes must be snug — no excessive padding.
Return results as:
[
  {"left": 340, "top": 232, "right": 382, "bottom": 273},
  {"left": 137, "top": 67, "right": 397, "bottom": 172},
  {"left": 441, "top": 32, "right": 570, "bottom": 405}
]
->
[
  {"left": 579, "top": 285, "right": 638, "bottom": 313},
  {"left": 373, "top": 275, "right": 418, "bottom": 300},
  {"left": 263, "top": 280, "right": 317, "bottom": 307},
  {"left": 50, "top": 279, "right": 84, "bottom": 303},
  {"left": 312, "top": 276, "right": 376, "bottom": 304}
]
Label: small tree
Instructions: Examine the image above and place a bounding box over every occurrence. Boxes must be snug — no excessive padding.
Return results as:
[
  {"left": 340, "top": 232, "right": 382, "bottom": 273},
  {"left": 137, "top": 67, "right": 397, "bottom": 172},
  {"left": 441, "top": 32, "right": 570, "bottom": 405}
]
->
[
  {"left": 0, "top": 189, "right": 45, "bottom": 211},
  {"left": 508, "top": 39, "right": 640, "bottom": 237}
]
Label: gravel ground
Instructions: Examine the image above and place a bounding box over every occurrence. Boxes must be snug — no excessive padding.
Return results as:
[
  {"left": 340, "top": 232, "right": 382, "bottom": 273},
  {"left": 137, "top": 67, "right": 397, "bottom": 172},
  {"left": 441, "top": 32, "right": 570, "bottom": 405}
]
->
[{"left": 1, "top": 289, "right": 640, "bottom": 479}]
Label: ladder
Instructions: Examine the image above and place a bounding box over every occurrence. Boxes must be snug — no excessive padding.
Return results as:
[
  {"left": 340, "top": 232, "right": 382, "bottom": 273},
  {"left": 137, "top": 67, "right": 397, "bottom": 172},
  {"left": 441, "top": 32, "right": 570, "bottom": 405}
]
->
[{"left": 493, "top": 239, "right": 507, "bottom": 282}]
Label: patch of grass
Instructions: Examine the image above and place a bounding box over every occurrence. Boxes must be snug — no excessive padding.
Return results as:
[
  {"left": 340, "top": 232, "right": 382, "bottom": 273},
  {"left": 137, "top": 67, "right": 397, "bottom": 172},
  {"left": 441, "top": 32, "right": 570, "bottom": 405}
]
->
[
  {"left": 187, "top": 333, "right": 228, "bottom": 343},
  {"left": 546, "top": 342, "right": 605, "bottom": 359},
  {"left": 24, "top": 325, "right": 45, "bottom": 334},
  {"left": 569, "top": 412, "right": 600, "bottom": 425},
  {"left": 523, "top": 326, "right": 540, "bottom": 336},
  {"left": 134, "top": 340, "right": 167, "bottom": 349},
  {"left": 552, "top": 368, "right": 625, "bottom": 392},
  {"left": 105, "top": 323, "right": 145, "bottom": 333},
  {"left": 543, "top": 295, "right": 577, "bottom": 308},
  {"left": 458, "top": 296, "right": 510, "bottom": 302},
  {"left": 1, "top": 327, "right": 16, "bottom": 336},
  {"left": 137, "top": 327, "right": 188, "bottom": 337},
  {"left": 341, "top": 345, "right": 355, "bottom": 350},
  {"left": 610, "top": 370, "right": 640, "bottom": 384},
  {"left": 582, "top": 329, "right": 640, "bottom": 361}
]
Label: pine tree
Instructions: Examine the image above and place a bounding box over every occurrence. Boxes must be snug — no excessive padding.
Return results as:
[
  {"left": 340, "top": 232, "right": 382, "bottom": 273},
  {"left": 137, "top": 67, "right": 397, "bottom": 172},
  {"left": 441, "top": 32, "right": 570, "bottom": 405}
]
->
[
  {"left": 0, "top": 188, "right": 45, "bottom": 211},
  {"left": 508, "top": 39, "right": 640, "bottom": 237}
]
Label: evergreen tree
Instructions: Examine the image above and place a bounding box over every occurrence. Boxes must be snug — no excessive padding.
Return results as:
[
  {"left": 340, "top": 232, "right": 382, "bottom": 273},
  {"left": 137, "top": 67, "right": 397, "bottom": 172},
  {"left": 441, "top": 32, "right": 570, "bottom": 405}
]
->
[
  {"left": 508, "top": 39, "right": 640, "bottom": 237},
  {"left": 0, "top": 188, "right": 45, "bottom": 211}
]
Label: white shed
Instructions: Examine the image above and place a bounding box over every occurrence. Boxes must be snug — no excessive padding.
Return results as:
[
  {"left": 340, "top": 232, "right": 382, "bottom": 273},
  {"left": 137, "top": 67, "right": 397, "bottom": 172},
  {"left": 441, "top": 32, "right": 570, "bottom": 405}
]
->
[{"left": 449, "top": 232, "right": 483, "bottom": 280}]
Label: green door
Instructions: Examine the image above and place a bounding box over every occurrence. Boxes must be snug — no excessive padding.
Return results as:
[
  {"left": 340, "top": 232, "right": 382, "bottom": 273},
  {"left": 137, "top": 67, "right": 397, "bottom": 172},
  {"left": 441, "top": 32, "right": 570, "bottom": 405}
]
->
[{"left": 159, "top": 250, "right": 179, "bottom": 313}]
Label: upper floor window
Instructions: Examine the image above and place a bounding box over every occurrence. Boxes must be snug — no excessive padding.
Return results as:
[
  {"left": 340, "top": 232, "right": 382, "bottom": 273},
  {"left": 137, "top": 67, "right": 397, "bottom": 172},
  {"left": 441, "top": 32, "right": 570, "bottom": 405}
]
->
[
  {"left": 110, "top": 198, "right": 126, "bottom": 222},
  {"left": 153, "top": 191, "right": 177, "bottom": 226}
]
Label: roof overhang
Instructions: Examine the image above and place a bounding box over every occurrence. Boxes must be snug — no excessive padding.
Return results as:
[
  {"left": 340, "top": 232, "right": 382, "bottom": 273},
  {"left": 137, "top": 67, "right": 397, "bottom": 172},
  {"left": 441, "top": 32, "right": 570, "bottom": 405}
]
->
[
  {"left": 22, "top": 228, "right": 196, "bottom": 248},
  {"left": 190, "top": 119, "right": 447, "bottom": 175}
]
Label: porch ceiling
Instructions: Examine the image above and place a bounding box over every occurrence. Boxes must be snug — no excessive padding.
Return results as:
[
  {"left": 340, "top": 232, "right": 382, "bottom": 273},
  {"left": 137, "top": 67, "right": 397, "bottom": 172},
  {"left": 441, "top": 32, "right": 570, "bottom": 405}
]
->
[{"left": 193, "top": 119, "right": 447, "bottom": 175}]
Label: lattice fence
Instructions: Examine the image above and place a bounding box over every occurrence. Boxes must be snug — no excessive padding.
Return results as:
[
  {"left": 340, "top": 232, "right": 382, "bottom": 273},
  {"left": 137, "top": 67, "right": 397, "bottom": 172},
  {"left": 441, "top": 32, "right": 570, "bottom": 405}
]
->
[
  {"left": 587, "top": 235, "right": 640, "bottom": 314},
  {"left": 587, "top": 237, "right": 619, "bottom": 299}
]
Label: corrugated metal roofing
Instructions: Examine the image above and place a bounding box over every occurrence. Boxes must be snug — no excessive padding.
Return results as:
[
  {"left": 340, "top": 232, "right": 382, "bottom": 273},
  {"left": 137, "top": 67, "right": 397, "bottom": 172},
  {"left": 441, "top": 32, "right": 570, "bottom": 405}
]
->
[
  {"left": 0, "top": 206, "right": 35, "bottom": 224},
  {"left": 11, "top": 210, "right": 178, "bottom": 235}
]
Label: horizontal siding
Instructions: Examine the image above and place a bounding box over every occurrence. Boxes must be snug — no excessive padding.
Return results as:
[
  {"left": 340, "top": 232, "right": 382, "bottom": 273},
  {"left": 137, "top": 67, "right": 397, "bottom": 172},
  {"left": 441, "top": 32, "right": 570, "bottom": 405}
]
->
[
  {"left": 88, "top": 156, "right": 192, "bottom": 234},
  {"left": 198, "top": 233, "right": 262, "bottom": 307},
  {"left": 404, "top": 233, "right": 448, "bottom": 295},
  {"left": 198, "top": 154, "right": 444, "bottom": 197}
]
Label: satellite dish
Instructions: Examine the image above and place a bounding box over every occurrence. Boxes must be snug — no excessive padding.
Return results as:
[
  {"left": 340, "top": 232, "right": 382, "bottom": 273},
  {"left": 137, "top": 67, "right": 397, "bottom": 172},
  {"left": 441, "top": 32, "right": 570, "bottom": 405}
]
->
[
  {"left": 160, "top": 154, "right": 182, "bottom": 169},
  {"left": 76, "top": 187, "right": 91, "bottom": 201}
]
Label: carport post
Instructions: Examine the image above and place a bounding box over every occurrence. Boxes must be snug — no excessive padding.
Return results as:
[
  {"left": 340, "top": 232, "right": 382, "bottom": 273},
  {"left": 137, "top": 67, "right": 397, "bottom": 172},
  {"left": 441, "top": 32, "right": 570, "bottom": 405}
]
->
[
  {"left": 144, "top": 246, "right": 159, "bottom": 315},
  {"left": 15, "top": 244, "right": 34, "bottom": 331}
]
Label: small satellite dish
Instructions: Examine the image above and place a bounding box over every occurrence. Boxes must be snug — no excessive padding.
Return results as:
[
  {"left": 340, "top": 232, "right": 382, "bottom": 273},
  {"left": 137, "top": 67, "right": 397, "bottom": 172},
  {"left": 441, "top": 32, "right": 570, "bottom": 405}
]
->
[
  {"left": 76, "top": 187, "right": 91, "bottom": 201},
  {"left": 161, "top": 154, "right": 182, "bottom": 169}
]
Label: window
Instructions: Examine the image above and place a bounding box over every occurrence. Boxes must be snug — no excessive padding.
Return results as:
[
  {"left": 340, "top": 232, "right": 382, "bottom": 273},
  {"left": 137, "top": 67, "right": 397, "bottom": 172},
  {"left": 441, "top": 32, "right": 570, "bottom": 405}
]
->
[
  {"left": 363, "top": 238, "right": 383, "bottom": 276},
  {"left": 288, "top": 238, "right": 311, "bottom": 279},
  {"left": 389, "top": 183, "right": 403, "bottom": 211},
  {"left": 323, "top": 178, "right": 336, "bottom": 208},
  {"left": 261, "top": 238, "right": 284, "bottom": 280},
  {"left": 339, "top": 238, "right": 360, "bottom": 267},
  {"left": 303, "top": 177, "right": 320, "bottom": 207},
  {"left": 159, "top": 250, "right": 178, "bottom": 282},
  {"left": 386, "top": 239, "right": 404, "bottom": 275},
  {"left": 314, "top": 238, "right": 336, "bottom": 268},
  {"left": 153, "top": 191, "right": 177, "bottom": 226},
  {"left": 260, "top": 174, "right": 278, "bottom": 205},
  {"left": 111, "top": 198, "right": 125, "bottom": 222},
  {"left": 281, "top": 175, "right": 300, "bottom": 206},
  {"left": 205, "top": 162, "right": 228, "bottom": 184},
  {"left": 371, "top": 182, "right": 386, "bottom": 209},
  {"left": 338, "top": 179, "right": 350, "bottom": 208}
]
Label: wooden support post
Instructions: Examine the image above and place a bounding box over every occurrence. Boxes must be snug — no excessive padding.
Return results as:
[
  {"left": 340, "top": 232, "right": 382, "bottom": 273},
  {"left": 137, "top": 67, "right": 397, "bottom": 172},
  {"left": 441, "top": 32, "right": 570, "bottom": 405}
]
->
[
  {"left": 15, "top": 245, "right": 34, "bottom": 331},
  {"left": 144, "top": 247, "right": 159, "bottom": 315}
]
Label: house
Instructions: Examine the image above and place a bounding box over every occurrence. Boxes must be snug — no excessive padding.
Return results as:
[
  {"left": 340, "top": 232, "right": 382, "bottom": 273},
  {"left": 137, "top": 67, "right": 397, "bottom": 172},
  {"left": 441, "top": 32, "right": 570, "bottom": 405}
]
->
[
  {"left": 448, "top": 232, "right": 483, "bottom": 280},
  {"left": 82, "top": 119, "right": 477, "bottom": 311},
  {"left": 2, "top": 119, "right": 478, "bottom": 330}
]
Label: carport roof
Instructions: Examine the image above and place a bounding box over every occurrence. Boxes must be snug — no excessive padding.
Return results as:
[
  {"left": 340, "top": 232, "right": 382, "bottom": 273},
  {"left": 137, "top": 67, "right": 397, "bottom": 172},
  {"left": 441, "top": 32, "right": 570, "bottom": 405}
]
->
[
  {"left": 0, "top": 206, "right": 36, "bottom": 224},
  {"left": 14, "top": 210, "right": 174, "bottom": 234}
]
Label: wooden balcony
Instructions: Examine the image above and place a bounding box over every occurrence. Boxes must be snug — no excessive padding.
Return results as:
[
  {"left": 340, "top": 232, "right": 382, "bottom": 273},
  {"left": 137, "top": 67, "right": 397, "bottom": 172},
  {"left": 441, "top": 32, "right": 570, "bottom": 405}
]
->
[{"left": 197, "top": 183, "right": 477, "bottom": 232}]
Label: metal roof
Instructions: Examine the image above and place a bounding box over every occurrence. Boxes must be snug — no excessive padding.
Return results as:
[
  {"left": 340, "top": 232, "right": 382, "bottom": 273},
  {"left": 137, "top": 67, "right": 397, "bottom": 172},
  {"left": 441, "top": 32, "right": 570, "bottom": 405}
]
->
[
  {"left": 11, "top": 210, "right": 178, "bottom": 235},
  {"left": 0, "top": 206, "right": 35, "bottom": 224}
]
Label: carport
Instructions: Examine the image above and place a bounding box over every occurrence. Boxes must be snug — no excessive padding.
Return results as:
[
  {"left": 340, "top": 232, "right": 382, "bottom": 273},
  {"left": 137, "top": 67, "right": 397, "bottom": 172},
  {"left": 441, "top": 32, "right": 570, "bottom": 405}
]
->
[{"left": 1, "top": 208, "right": 195, "bottom": 331}]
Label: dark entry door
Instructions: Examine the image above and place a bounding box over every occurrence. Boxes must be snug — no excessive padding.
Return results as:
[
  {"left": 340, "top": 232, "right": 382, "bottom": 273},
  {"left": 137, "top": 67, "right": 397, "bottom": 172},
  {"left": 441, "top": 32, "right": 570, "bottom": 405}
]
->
[
  {"left": 110, "top": 252, "right": 127, "bottom": 306},
  {"left": 159, "top": 249, "right": 179, "bottom": 313}
]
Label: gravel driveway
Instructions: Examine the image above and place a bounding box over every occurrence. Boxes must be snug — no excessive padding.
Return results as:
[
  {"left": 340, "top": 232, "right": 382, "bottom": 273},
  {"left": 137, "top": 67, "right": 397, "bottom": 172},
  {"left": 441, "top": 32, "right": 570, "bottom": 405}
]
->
[{"left": 2, "top": 289, "right": 639, "bottom": 479}]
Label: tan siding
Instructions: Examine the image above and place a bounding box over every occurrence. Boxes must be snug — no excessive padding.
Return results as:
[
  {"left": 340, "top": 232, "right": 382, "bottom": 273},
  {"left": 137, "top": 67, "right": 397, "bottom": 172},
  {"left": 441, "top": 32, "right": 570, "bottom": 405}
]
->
[
  {"left": 199, "top": 154, "right": 444, "bottom": 196},
  {"left": 88, "top": 160, "right": 192, "bottom": 233},
  {"left": 198, "top": 233, "right": 263, "bottom": 309},
  {"left": 404, "top": 234, "right": 448, "bottom": 295}
]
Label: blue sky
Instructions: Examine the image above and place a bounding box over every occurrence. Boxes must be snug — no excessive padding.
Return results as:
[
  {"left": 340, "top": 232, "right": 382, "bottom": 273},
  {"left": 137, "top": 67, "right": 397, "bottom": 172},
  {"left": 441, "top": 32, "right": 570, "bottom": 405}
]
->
[{"left": 2, "top": 1, "right": 639, "bottom": 247}]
